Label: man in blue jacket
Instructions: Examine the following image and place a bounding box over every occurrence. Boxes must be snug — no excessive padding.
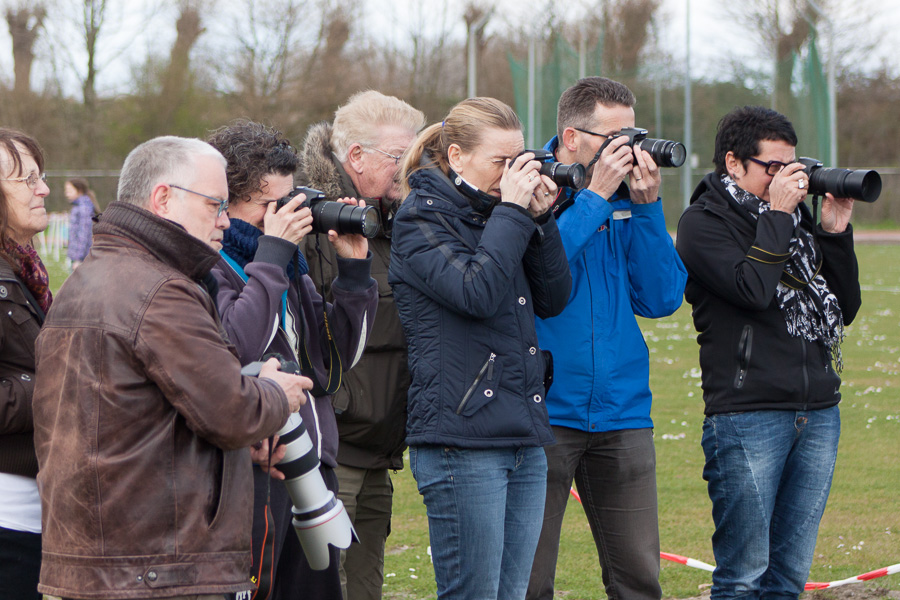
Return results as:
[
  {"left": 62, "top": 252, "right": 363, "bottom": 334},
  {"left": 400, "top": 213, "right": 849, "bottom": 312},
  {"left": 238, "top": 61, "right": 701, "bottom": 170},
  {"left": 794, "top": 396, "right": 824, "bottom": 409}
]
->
[{"left": 527, "top": 77, "right": 687, "bottom": 600}]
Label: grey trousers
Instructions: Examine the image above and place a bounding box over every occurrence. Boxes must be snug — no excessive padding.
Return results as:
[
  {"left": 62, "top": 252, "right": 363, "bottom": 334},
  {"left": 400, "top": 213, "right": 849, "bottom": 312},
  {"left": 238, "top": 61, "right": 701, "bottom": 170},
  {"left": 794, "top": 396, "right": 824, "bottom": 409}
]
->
[
  {"left": 335, "top": 465, "right": 393, "bottom": 600},
  {"left": 526, "top": 426, "right": 662, "bottom": 600}
]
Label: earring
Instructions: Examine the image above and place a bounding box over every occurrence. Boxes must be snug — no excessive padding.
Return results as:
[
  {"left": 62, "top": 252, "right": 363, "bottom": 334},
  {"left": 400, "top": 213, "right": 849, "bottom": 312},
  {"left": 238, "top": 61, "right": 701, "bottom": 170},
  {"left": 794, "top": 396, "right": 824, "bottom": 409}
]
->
[{"left": 455, "top": 175, "right": 462, "bottom": 186}]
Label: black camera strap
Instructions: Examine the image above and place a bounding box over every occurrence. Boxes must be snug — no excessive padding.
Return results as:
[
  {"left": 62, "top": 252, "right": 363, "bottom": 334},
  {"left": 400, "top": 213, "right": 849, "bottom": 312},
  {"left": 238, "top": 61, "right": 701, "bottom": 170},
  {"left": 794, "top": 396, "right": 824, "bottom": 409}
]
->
[{"left": 295, "top": 237, "right": 343, "bottom": 397}]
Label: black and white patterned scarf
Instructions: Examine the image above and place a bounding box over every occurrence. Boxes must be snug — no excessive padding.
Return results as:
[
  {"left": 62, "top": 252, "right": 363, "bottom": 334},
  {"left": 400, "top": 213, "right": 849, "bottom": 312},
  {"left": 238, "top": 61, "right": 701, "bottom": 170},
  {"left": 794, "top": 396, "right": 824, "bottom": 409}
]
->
[{"left": 722, "top": 174, "right": 844, "bottom": 371}]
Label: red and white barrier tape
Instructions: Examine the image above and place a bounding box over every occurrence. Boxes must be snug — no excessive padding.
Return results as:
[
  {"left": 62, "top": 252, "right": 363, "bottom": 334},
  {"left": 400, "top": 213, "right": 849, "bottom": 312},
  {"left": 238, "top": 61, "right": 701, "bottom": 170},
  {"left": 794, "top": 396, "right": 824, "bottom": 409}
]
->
[{"left": 568, "top": 488, "right": 899, "bottom": 590}]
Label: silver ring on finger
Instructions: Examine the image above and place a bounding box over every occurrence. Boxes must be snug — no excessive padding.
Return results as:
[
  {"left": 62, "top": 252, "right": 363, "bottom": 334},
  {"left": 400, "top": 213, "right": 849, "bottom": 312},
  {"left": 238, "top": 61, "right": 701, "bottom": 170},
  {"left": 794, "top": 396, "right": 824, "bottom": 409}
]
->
[
  {"left": 798, "top": 179, "right": 806, "bottom": 189},
  {"left": 528, "top": 174, "right": 535, "bottom": 183}
]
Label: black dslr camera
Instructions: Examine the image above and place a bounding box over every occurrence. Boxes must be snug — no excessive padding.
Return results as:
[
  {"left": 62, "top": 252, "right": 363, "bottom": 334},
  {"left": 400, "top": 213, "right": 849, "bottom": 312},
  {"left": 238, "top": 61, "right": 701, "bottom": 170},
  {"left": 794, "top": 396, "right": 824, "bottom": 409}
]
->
[
  {"left": 798, "top": 158, "right": 881, "bottom": 203},
  {"left": 276, "top": 186, "right": 380, "bottom": 239},
  {"left": 515, "top": 149, "right": 586, "bottom": 189},
  {"left": 600, "top": 127, "right": 686, "bottom": 168}
]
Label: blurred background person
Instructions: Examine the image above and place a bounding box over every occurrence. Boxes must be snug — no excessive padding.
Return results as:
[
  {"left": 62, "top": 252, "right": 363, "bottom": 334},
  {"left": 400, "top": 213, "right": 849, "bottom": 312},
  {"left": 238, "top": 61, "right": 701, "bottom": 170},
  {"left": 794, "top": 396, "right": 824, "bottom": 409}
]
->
[
  {"left": 208, "top": 120, "right": 378, "bottom": 600},
  {"left": 0, "top": 127, "right": 51, "bottom": 600},
  {"left": 388, "top": 97, "right": 571, "bottom": 600},
  {"left": 676, "top": 106, "right": 861, "bottom": 600},
  {"left": 64, "top": 177, "right": 99, "bottom": 270},
  {"left": 299, "top": 90, "right": 424, "bottom": 600}
]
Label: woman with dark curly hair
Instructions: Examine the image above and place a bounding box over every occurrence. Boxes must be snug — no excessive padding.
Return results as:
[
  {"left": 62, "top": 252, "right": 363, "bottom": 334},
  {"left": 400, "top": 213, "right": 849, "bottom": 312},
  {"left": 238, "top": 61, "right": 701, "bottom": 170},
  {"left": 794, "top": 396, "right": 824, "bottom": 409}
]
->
[
  {"left": 0, "top": 127, "right": 53, "bottom": 600},
  {"left": 207, "top": 120, "right": 378, "bottom": 600}
]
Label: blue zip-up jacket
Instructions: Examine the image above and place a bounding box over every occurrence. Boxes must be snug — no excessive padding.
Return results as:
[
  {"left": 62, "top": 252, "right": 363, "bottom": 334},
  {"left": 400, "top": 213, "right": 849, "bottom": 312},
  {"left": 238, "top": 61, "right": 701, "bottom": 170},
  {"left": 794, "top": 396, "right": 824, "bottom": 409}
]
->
[{"left": 534, "top": 137, "right": 687, "bottom": 433}]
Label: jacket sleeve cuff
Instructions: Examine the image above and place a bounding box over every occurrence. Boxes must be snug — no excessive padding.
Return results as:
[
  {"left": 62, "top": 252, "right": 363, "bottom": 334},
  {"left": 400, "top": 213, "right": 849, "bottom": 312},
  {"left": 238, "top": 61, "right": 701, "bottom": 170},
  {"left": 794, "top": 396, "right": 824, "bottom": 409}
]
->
[
  {"left": 332, "top": 252, "right": 374, "bottom": 292},
  {"left": 498, "top": 202, "right": 533, "bottom": 219},
  {"left": 630, "top": 199, "right": 664, "bottom": 215},
  {"left": 747, "top": 210, "right": 795, "bottom": 264},
  {"left": 254, "top": 236, "right": 297, "bottom": 270}
]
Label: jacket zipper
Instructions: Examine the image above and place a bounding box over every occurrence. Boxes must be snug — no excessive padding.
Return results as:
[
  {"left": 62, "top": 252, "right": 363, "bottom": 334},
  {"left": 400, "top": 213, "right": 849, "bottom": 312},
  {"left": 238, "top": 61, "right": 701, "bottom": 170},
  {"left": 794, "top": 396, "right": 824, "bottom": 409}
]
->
[
  {"left": 456, "top": 353, "right": 496, "bottom": 414},
  {"left": 734, "top": 325, "right": 753, "bottom": 389},
  {"left": 801, "top": 337, "right": 810, "bottom": 409}
]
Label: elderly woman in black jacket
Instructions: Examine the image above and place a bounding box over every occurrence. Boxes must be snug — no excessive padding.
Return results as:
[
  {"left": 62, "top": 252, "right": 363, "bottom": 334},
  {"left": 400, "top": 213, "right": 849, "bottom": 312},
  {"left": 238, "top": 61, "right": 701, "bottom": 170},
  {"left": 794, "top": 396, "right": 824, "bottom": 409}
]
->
[
  {"left": 676, "top": 106, "right": 861, "bottom": 600},
  {"left": 0, "top": 128, "right": 53, "bottom": 600},
  {"left": 389, "top": 97, "right": 571, "bottom": 600}
]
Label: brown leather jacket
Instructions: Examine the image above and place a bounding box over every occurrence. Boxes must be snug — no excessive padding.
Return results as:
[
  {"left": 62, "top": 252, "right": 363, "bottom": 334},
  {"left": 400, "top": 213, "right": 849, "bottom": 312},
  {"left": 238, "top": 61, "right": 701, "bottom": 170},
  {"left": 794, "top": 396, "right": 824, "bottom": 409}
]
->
[
  {"left": 0, "top": 258, "right": 43, "bottom": 478},
  {"left": 33, "top": 202, "right": 291, "bottom": 599}
]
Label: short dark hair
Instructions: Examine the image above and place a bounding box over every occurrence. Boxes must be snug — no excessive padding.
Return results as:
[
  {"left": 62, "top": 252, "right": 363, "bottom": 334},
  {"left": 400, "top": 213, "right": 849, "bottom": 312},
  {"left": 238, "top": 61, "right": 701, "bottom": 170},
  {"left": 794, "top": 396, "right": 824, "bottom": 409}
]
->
[
  {"left": 713, "top": 106, "right": 798, "bottom": 176},
  {"left": 207, "top": 120, "right": 299, "bottom": 203},
  {"left": 557, "top": 77, "right": 636, "bottom": 140}
]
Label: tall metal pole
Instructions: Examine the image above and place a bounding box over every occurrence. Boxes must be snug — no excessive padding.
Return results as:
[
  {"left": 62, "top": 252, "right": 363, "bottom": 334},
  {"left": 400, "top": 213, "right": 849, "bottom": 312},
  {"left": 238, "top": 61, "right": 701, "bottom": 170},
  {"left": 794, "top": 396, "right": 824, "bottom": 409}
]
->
[
  {"left": 682, "top": 0, "right": 693, "bottom": 209},
  {"left": 527, "top": 37, "right": 536, "bottom": 148},
  {"left": 579, "top": 23, "right": 587, "bottom": 79},
  {"left": 467, "top": 13, "right": 491, "bottom": 98}
]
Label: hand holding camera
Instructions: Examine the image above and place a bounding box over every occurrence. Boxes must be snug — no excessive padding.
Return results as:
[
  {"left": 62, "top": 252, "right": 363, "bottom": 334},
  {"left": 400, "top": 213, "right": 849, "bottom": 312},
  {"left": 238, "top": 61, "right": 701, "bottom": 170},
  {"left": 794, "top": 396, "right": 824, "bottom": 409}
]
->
[
  {"left": 327, "top": 197, "right": 370, "bottom": 259},
  {"left": 501, "top": 152, "right": 547, "bottom": 212},
  {"left": 265, "top": 192, "right": 313, "bottom": 245},
  {"left": 256, "top": 356, "right": 312, "bottom": 414}
]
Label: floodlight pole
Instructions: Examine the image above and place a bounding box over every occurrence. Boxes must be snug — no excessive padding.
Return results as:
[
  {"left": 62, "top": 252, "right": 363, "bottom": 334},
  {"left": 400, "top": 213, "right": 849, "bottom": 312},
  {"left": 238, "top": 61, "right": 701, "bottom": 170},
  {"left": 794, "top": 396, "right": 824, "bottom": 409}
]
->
[
  {"left": 682, "top": 0, "right": 693, "bottom": 209},
  {"left": 806, "top": 0, "right": 837, "bottom": 166},
  {"left": 467, "top": 12, "right": 492, "bottom": 98}
]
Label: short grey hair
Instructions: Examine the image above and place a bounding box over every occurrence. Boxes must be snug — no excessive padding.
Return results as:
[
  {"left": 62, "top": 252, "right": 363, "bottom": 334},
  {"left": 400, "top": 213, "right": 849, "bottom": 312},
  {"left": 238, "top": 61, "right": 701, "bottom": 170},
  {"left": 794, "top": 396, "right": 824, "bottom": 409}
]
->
[
  {"left": 117, "top": 136, "right": 226, "bottom": 207},
  {"left": 331, "top": 91, "right": 426, "bottom": 163}
]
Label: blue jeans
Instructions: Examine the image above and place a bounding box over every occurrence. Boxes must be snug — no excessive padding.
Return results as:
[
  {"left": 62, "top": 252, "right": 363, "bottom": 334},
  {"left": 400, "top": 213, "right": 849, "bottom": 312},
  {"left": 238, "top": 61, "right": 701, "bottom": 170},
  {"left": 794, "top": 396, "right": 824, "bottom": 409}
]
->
[
  {"left": 409, "top": 445, "right": 548, "bottom": 600},
  {"left": 701, "top": 406, "right": 840, "bottom": 600}
]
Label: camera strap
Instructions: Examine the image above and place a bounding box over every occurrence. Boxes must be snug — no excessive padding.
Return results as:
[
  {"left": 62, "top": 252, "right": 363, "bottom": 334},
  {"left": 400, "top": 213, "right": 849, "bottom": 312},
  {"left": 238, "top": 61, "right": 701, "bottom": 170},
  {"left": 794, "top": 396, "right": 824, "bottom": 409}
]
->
[{"left": 220, "top": 250, "right": 342, "bottom": 397}]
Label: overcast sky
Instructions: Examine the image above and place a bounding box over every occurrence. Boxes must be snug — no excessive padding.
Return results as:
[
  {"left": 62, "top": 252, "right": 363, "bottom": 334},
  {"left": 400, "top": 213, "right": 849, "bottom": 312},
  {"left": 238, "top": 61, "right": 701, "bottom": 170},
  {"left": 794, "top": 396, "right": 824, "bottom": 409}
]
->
[{"left": 2, "top": 0, "right": 898, "bottom": 97}]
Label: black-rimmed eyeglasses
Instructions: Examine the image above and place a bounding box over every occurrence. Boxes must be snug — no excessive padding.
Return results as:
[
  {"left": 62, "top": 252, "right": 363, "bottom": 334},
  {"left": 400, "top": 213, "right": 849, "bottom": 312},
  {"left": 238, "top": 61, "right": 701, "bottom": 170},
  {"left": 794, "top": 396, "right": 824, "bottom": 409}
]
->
[
  {"left": 169, "top": 184, "right": 229, "bottom": 217},
  {"left": 573, "top": 127, "right": 612, "bottom": 140},
  {"left": 2, "top": 172, "right": 46, "bottom": 189},
  {"left": 746, "top": 157, "right": 790, "bottom": 176}
]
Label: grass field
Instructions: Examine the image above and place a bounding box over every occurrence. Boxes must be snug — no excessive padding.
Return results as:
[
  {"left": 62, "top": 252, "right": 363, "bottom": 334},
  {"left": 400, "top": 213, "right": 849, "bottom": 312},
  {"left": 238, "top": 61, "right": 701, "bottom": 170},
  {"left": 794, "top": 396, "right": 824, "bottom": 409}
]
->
[
  {"left": 42, "top": 245, "right": 899, "bottom": 599},
  {"left": 375, "top": 244, "right": 900, "bottom": 600}
]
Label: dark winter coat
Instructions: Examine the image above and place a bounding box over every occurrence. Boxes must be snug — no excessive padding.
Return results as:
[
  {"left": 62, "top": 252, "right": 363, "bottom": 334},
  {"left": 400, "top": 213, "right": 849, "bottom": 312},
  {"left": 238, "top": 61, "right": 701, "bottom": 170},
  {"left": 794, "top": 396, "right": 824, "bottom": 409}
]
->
[
  {"left": 299, "top": 122, "right": 409, "bottom": 470},
  {"left": 389, "top": 165, "right": 572, "bottom": 448},
  {"left": 676, "top": 173, "right": 861, "bottom": 415},
  {"left": 0, "top": 259, "right": 43, "bottom": 478}
]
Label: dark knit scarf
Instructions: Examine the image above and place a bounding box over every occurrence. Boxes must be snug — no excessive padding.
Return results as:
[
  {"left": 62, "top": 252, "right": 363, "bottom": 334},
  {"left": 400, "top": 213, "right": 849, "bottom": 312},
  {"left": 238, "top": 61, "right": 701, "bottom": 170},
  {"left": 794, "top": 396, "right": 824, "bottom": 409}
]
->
[
  {"left": 723, "top": 174, "right": 844, "bottom": 371},
  {"left": 3, "top": 240, "right": 52, "bottom": 313},
  {"left": 221, "top": 218, "right": 308, "bottom": 279}
]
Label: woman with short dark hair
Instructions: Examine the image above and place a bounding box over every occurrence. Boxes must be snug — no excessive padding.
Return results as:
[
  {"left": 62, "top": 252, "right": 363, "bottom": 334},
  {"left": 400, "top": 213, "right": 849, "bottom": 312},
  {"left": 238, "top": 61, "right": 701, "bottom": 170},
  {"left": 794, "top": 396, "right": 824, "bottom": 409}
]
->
[
  {"left": 676, "top": 106, "right": 861, "bottom": 599},
  {"left": 0, "top": 127, "right": 53, "bottom": 600}
]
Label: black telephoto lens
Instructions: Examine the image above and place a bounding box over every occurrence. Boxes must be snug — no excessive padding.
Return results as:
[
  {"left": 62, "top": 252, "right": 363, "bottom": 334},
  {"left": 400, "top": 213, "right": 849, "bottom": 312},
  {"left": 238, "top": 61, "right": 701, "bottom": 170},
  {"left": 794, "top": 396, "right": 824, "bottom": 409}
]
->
[
  {"left": 637, "top": 138, "right": 687, "bottom": 168},
  {"left": 309, "top": 201, "right": 381, "bottom": 238},
  {"left": 541, "top": 162, "right": 586, "bottom": 189},
  {"left": 800, "top": 158, "right": 882, "bottom": 203}
]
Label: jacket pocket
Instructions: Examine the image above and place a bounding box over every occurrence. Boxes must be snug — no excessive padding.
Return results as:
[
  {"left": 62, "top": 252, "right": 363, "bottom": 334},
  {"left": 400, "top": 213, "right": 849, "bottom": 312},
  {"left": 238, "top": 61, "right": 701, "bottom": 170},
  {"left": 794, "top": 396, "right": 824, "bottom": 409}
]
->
[
  {"left": 456, "top": 352, "right": 501, "bottom": 417},
  {"left": 733, "top": 325, "right": 753, "bottom": 390}
]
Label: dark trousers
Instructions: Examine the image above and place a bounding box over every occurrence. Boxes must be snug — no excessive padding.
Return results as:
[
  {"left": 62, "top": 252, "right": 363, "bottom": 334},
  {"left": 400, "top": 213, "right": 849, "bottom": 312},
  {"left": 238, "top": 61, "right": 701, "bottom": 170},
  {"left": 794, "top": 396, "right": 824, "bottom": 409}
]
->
[
  {"left": 252, "top": 465, "right": 343, "bottom": 600},
  {"left": 0, "top": 526, "right": 41, "bottom": 600},
  {"left": 526, "top": 426, "right": 662, "bottom": 600}
]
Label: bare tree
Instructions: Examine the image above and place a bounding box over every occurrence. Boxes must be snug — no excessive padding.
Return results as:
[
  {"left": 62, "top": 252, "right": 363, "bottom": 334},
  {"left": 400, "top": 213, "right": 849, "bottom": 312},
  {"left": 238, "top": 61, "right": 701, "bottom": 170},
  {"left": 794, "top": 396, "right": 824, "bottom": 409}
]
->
[{"left": 5, "top": 3, "right": 46, "bottom": 96}]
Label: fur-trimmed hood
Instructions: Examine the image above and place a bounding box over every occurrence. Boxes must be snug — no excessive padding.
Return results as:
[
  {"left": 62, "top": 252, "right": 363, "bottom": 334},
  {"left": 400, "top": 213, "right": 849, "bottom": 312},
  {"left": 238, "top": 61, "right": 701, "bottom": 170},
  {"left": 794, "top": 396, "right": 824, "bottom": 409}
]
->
[{"left": 299, "top": 121, "right": 355, "bottom": 200}]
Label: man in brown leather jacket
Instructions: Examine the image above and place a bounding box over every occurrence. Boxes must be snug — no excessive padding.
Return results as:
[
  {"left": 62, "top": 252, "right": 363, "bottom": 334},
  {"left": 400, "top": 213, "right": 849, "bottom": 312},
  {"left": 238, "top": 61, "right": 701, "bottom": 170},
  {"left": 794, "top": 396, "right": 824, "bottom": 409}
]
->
[
  {"left": 32, "top": 136, "right": 309, "bottom": 600},
  {"left": 299, "top": 91, "right": 423, "bottom": 600}
]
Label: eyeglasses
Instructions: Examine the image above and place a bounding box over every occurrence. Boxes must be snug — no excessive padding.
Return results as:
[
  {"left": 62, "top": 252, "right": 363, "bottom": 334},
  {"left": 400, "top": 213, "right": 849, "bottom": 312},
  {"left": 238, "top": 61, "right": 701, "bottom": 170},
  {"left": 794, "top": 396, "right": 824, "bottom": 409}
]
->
[
  {"left": 366, "top": 147, "right": 402, "bottom": 165},
  {"left": 573, "top": 127, "right": 612, "bottom": 140},
  {"left": 169, "top": 184, "right": 229, "bottom": 217},
  {"left": 2, "top": 172, "right": 46, "bottom": 189},
  {"left": 746, "top": 157, "right": 790, "bottom": 176}
]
